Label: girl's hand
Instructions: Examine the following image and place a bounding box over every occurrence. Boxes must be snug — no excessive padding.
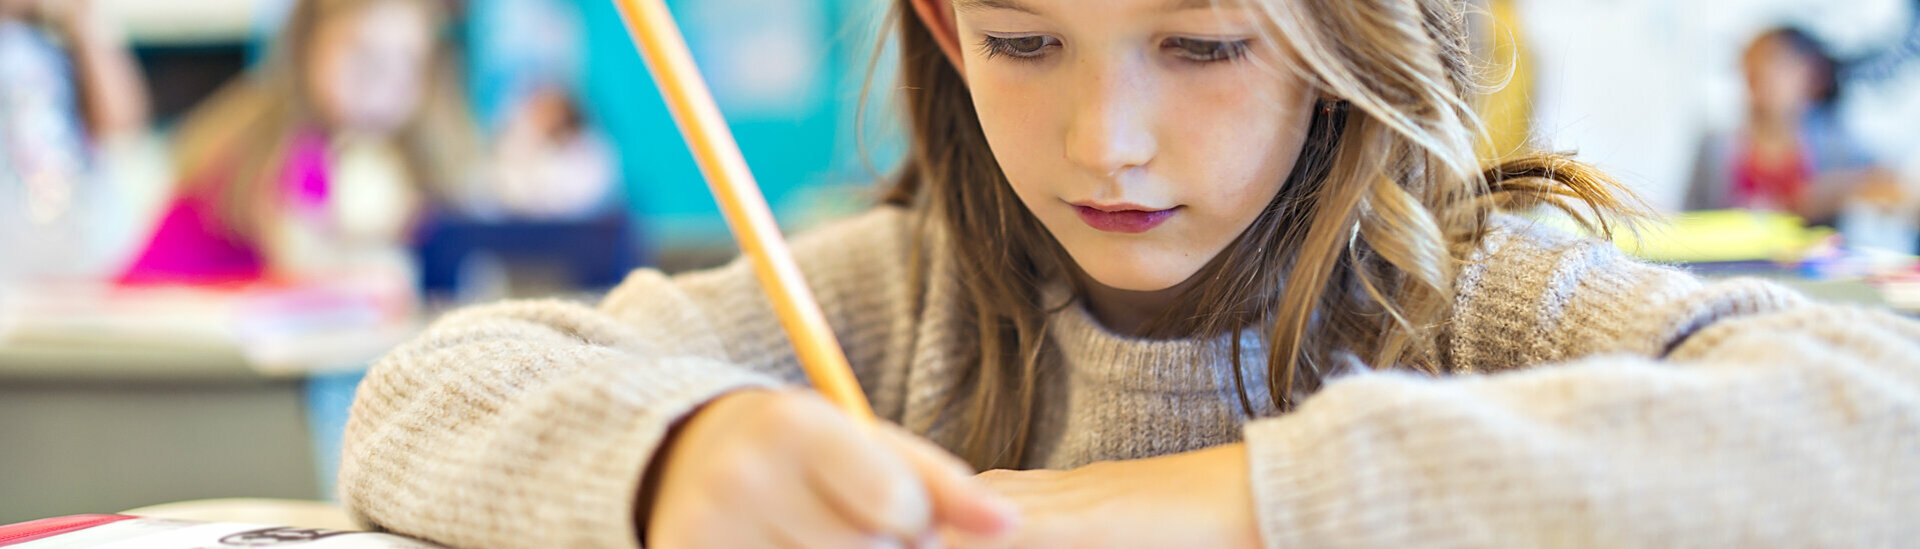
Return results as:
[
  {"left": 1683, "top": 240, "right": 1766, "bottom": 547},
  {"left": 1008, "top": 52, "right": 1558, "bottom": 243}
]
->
[
  {"left": 953, "top": 444, "right": 1262, "bottom": 549},
  {"left": 1852, "top": 169, "right": 1914, "bottom": 214},
  {"left": 26, "top": 0, "right": 97, "bottom": 35},
  {"left": 645, "top": 389, "right": 1020, "bottom": 548}
]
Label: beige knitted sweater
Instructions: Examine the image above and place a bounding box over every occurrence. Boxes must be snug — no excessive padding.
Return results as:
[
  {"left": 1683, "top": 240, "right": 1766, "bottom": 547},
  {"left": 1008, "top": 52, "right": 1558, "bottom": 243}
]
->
[{"left": 341, "top": 206, "right": 1920, "bottom": 548}]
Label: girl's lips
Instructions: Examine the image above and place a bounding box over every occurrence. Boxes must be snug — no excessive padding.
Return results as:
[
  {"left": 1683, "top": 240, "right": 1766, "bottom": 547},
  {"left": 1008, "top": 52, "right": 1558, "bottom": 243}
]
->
[{"left": 1074, "top": 205, "right": 1177, "bottom": 233}]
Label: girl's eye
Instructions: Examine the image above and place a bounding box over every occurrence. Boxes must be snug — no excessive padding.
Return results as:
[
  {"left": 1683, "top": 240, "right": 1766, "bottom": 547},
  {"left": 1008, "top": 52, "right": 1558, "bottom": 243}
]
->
[
  {"left": 1165, "top": 37, "right": 1251, "bottom": 62},
  {"left": 980, "top": 35, "right": 1060, "bottom": 60}
]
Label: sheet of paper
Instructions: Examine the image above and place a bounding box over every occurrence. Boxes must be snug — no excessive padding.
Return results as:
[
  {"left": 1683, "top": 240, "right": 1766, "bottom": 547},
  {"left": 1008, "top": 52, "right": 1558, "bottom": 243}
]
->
[{"left": 12, "top": 518, "right": 443, "bottom": 549}]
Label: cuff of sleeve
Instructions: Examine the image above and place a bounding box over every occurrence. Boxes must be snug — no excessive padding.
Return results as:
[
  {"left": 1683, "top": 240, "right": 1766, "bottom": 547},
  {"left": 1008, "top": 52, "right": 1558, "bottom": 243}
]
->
[
  {"left": 1240, "top": 377, "right": 1440, "bottom": 549},
  {"left": 1242, "top": 413, "right": 1320, "bottom": 549}
]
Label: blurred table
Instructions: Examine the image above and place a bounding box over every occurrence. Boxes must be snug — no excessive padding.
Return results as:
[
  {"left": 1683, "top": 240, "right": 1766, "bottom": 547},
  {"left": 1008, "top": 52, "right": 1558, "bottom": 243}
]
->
[
  {"left": 1584, "top": 209, "right": 1920, "bottom": 314},
  {"left": 0, "top": 281, "right": 416, "bottom": 525},
  {"left": 1683, "top": 259, "right": 1920, "bottom": 315}
]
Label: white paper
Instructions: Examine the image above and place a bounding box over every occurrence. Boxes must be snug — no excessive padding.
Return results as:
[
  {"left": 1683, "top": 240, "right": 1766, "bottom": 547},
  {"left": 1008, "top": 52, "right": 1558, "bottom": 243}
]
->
[{"left": 12, "top": 518, "right": 443, "bottom": 548}]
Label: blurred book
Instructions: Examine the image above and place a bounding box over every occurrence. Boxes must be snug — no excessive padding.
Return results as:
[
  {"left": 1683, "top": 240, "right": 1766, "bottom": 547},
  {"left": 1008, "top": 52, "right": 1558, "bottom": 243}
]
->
[
  {"left": 1611, "top": 209, "right": 1832, "bottom": 264},
  {"left": 1530, "top": 208, "right": 1920, "bottom": 313},
  {"left": 1879, "top": 272, "right": 1920, "bottom": 312}
]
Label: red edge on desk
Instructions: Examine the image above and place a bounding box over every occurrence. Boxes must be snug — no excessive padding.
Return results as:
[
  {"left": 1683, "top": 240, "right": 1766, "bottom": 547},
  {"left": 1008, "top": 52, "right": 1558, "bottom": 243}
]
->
[{"left": 0, "top": 514, "right": 136, "bottom": 546}]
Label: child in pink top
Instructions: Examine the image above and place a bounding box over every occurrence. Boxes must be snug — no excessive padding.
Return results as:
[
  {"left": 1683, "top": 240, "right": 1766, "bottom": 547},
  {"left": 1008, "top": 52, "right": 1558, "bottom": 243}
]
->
[
  {"left": 120, "top": 0, "right": 463, "bottom": 286},
  {"left": 120, "top": 130, "right": 330, "bottom": 285}
]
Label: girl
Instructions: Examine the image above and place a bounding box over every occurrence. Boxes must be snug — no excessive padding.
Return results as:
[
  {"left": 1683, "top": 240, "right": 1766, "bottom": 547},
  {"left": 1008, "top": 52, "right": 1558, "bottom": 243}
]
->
[
  {"left": 1685, "top": 27, "right": 1909, "bottom": 227},
  {"left": 119, "top": 0, "right": 466, "bottom": 285},
  {"left": 1, "top": 0, "right": 149, "bottom": 277},
  {"left": 341, "top": 0, "right": 1920, "bottom": 547}
]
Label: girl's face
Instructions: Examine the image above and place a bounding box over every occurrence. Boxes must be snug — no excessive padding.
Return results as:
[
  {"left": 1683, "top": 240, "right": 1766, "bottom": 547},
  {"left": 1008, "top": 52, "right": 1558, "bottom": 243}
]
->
[
  {"left": 1744, "top": 35, "right": 1824, "bottom": 120},
  {"left": 945, "top": 0, "right": 1316, "bottom": 293},
  {"left": 0, "top": 0, "right": 30, "bottom": 19},
  {"left": 307, "top": 0, "right": 435, "bottom": 135}
]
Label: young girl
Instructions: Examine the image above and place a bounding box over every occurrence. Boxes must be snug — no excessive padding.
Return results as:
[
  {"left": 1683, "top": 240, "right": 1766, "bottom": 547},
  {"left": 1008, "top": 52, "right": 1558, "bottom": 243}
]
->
[
  {"left": 1, "top": 0, "right": 149, "bottom": 277},
  {"left": 119, "top": 0, "right": 465, "bottom": 285},
  {"left": 1685, "top": 27, "right": 1908, "bottom": 226},
  {"left": 341, "top": 0, "right": 1920, "bottom": 547}
]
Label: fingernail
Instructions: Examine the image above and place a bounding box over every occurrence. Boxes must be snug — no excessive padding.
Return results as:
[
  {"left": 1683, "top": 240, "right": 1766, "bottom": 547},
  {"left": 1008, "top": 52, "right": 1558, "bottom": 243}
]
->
[
  {"left": 867, "top": 534, "right": 906, "bottom": 549},
  {"left": 978, "top": 494, "right": 1021, "bottom": 532},
  {"left": 917, "top": 529, "right": 944, "bottom": 549}
]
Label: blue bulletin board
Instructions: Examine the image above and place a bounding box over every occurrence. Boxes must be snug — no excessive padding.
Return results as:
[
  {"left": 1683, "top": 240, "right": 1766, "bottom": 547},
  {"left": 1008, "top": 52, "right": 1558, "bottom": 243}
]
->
[{"left": 576, "top": 0, "right": 892, "bottom": 244}]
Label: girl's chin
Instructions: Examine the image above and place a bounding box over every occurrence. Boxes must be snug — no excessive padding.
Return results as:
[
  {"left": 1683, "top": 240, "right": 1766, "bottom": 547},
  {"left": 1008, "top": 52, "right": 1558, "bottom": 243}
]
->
[{"left": 1077, "top": 266, "right": 1201, "bottom": 294}]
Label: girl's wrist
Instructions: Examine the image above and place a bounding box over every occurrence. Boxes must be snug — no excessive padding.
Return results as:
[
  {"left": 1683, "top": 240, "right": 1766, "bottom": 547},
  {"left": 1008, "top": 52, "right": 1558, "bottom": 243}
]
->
[
  {"left": 45, "top": 0, "right": 106, "bottom": 42},
  {"left": 1196, "top": 443, "right": 1264, "bottom": 549},
  {"left": 633, "top": 389, "right": 774, "bottom": 545}
]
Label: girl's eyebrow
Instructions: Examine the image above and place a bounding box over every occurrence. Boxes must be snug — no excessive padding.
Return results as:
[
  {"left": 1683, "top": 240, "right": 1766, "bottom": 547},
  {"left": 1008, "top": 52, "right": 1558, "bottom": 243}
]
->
[
  {"left": 953, "top": 0, "right": 1042, "bottom": 16},
  {"left": 953, "top": 0, "right": 1223, "bottom": 16}
]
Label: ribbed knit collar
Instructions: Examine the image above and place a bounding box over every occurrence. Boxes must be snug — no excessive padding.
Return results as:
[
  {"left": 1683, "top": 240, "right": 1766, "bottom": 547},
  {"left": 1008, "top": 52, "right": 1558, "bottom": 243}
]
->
[{"left": 1042, "top": 281, "right": 1274, "bottom": 396}]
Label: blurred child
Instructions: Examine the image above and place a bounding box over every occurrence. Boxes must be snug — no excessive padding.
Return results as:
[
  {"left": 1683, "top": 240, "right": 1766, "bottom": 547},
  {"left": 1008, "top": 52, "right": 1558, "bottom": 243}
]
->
[
  {"left": 461, "top": 0, "right": 616, "bottom": 220},
  {"left": 1687, "top": 27, "right": 1911, "bottom": 227},
  {"left": 0, "top": 0, "right": 149, "bottom": 277},
  {"left": 118, "top": 0, "right": 468, "bottom": 286},
  {"left": 482, "top": 84, "right": 616, "bottom": 219}
]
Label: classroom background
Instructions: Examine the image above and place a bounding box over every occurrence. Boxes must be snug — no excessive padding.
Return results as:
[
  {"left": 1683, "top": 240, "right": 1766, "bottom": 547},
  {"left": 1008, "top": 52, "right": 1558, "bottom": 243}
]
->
[{"left": 1, "top": 0, "right": 1918, "bottom": 526}]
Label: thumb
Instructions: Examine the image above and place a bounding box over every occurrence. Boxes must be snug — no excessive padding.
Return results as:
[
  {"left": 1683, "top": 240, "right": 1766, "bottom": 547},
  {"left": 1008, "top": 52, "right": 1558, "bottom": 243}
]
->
[{"left": 876, "top": 424, "right": 1021, "bottom": 539}]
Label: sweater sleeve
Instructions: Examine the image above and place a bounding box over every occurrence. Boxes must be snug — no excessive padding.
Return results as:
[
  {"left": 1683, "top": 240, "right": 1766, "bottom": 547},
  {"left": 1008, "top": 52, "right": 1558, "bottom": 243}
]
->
[
  {"left": 337, "top": 207, "right": 922, "bottom": 549},
  {"left": 1244, "top": 305, "right": 1920, "bottom": 547},
  {"left": 1242, "top": 221, "right": 1920, "bottom": 547},
  {"left": 1443, "top": 216, "right": 1809, "bottom": 372}
]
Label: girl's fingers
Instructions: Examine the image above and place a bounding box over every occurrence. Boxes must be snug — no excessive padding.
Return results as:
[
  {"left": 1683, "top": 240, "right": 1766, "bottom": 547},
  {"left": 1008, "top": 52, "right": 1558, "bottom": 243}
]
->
[
  {"left": 650, "top": 489, "right": 777, "bottom": 549},
  {"left": 772, "top": 475, "right": 908, "bottom": 549},
  {"left": 668, "top": 391, "right": 1014, "bottom": 547},
  {"left": 795, "top": 398, "right": 935, "bottom": 538},
  {"left": 877, "top": 426, "right": 1022, "bottom": 539},
  {"left": 938, "top": 525, "right": 1012, "bottom": 549},
  {"left": 913, "top": 528, "right": 947, "bottom": 549}
]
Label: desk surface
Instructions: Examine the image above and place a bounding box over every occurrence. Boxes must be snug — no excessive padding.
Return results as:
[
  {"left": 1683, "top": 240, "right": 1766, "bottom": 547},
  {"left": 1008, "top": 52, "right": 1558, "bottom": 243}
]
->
[
  {"left": 1689, "top": 262, "right": 1919, "bottom": 314},
  {"left": 0, "top": 326, "right": 413, "bottom": 382},
  {"left": 0, "top": 281, "right": 418, "bottom": 381},
  {"left": 0, "top": 340, "right": 256, "bottom": 383}
]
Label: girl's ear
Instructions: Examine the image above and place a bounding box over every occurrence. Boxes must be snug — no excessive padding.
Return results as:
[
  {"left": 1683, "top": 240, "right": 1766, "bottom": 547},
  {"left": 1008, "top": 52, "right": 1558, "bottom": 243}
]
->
[{"left": 909, "top": 0, "right": 967, "bottom": 78}]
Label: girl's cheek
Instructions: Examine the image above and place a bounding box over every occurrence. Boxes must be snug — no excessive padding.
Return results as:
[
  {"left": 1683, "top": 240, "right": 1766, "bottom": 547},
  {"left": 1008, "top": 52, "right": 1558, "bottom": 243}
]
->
[
  {"left": 972, "top": 71, "right": 1057, "bottom": 163},
  {"left": 369, "top": 52, "right": 427, "bottom": 125},
  {"left": 307, "top": 22, "right": 380, "bottom": 131},
  {"left": 1190, "top": 77, "right": 1309, "bottom": 209},
  {"left": 307, "top": 46, "right": 352, "bottom": 128}
]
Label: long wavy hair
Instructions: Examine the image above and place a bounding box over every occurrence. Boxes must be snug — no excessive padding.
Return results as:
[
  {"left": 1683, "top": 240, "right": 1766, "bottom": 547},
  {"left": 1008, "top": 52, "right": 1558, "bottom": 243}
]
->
[
  {"left": 168, "top": 0, "right": 469, "bottom": 244},
  {"left": 879, "top": 0, "right": 1639, "bottom": 470}
]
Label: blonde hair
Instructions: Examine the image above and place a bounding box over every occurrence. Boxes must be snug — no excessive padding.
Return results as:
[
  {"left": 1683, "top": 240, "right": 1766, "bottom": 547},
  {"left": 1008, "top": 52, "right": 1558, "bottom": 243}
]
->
[
  {"left": 880, "top": 0, "right": 1641, "bottom": 470},
  {"left": 169, "top": 0, "right": 470, "bottom": 243}
]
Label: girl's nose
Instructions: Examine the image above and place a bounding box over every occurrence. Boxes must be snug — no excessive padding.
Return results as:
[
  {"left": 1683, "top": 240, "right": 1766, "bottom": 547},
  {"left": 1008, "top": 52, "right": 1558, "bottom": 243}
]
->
[{"left": 1064, "top": 59, "right": 1158, "bottom": 178}]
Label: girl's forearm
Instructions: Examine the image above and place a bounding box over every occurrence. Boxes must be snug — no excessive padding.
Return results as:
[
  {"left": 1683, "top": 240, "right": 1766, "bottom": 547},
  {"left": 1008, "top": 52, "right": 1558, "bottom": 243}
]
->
[{"left": 59, "top": 4, "right": 149, "bottom": 140}]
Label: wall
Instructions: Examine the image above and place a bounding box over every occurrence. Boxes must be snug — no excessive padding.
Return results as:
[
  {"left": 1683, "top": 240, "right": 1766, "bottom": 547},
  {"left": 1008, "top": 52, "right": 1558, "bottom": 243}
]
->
[
  {"left": 577, "top": 0, "right": 900, "bottom": 247},
  {"left": 1521, "top": 0, "right": 1920, "bottom": 211}
]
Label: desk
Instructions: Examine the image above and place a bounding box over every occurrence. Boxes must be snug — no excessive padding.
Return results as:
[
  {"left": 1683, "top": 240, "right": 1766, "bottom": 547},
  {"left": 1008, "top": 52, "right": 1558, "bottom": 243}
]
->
[
  {"left": 0, "top": 283, "right": 416, "bottom": 525},
  {"left": 1614, "top": 209, "right": 1920, "bottom": 314},
  {"left": 1685, "top": 260, "right": 1920, "bottom": 315},
  {"left": 0, "top": 373, "right": 318, "bottom": 525}
]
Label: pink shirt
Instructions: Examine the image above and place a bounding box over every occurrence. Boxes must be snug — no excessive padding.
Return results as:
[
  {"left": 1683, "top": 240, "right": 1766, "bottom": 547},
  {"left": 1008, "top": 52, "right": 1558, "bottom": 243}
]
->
[
  {"left": 1728, "top": 138, "right": 1813, "bottom": 214},
  {"left": 119, "top": 130, "right": 331, "bottom": 285}
]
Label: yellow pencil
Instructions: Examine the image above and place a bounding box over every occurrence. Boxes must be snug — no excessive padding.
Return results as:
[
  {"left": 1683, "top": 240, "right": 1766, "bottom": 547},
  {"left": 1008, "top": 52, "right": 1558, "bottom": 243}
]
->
[{"left": 612, "top": 0, "right": 875, "bottom": 424}]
